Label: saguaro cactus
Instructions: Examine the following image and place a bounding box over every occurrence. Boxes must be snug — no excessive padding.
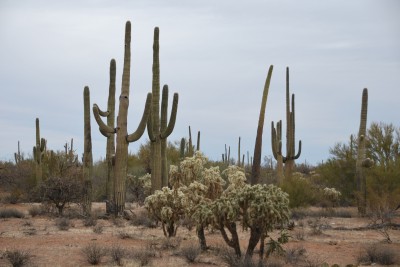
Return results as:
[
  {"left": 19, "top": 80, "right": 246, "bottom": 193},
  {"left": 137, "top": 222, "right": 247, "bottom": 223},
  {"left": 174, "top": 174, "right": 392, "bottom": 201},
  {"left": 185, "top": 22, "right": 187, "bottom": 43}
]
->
[
  {"left": 356, "top": 88, "right": 372, "bottom": 215},
  {"left": 83, "top": 86, "right": 93, "bottom": 215},
  {"left": 96, "top": 59, "right": 116, "bottom": 213},
  {"left": 33, "top": 118, "right": 46, "bottom": 185},
  {"left": 271, "top": 120, "right": 284, "bottom": 184},
  {"left": 147, "top": 27, "right": 179, "bottom": 191},
  {"left": 93, "top": 21, "right": 152, "bottom": 215},
  {"left": 271, "top": 67, "right": 302, "bottom": 180},
  {"left": 14, "top": 141, "right": 23, "bottom": 164},
  {"left": 250, "top": 65, "right": 273, "bottom": 185}
]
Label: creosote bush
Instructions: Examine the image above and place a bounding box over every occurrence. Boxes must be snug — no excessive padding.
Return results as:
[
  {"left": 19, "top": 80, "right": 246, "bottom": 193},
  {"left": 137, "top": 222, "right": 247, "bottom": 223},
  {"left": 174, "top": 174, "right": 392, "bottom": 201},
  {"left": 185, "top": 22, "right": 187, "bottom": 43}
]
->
[
  {"left": 180, "top": 243, "right": 201, "bottom": 263},
  {"left": 0, "top": 208, "right": 25, "bottom": 219},
  {"left": 358, "top": 244, "right": 398, "bottom": 265},
  {"left": 4, "top": 249, "right": 32, "bottom": 267},
  {"left": 82, "top": 243, "right": 106, "bottom": 265}
]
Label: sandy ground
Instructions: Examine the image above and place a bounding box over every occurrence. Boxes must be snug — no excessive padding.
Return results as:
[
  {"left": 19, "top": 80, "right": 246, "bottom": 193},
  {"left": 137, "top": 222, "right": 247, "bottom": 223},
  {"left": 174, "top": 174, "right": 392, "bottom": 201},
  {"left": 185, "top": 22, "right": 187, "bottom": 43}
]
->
[{"left": 0, "top": 203, "right": 399, "bottom": 267}]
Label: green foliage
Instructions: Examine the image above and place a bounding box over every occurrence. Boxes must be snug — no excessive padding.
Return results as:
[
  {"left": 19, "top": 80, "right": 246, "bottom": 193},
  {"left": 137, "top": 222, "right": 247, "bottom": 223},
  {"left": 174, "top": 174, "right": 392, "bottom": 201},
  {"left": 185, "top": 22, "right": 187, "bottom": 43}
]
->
[
  {"left": 316, "top": 121, "right": 400, "bottom": 209},
  {"left": 281, "top": 173, "right": 318, "bottom": 208}
]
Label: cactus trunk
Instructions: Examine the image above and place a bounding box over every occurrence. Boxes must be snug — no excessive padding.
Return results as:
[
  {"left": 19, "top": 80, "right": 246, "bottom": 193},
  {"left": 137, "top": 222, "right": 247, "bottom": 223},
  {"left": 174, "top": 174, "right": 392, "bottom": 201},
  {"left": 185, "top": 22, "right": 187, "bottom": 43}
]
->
[
  {"left": 356, "top": 88, "right": 368, "bottom": 215},
  {"left": 83, "top": 86, "right": 93, "bottom": 215},
  {"left": 33, "top": 118, "right": 45, "bottom": 185},
  {"left": 251, "top": 65, "right": 273, "bottom": 185}
]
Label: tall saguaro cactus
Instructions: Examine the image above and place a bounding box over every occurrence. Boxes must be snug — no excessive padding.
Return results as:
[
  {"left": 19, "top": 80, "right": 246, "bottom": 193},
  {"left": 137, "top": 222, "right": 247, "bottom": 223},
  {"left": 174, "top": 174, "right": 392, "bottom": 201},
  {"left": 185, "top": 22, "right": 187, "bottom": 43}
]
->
[
  {"left": 33, "top": 118, "right": 46, "bottom": 185},
  {"left": 356, "top": 88, "right": 371, "bottom": 215},
  {"left": 93, "top": 21, "right": 152, "bottom": 215},
  {"left": 83, "top": 86, "right": 93, "bottom": 215},
  {"left": 250, "top": 65, "right": 273, "bottom": 185},
  {"left": 96, "top": 59, "right": 116, "bottom": 213},
  {"left": 271, "top": 67, "right": 302, "bottom": 180},
  {"left": 147, "top": 27, "right": 179, "bottom": 191}
]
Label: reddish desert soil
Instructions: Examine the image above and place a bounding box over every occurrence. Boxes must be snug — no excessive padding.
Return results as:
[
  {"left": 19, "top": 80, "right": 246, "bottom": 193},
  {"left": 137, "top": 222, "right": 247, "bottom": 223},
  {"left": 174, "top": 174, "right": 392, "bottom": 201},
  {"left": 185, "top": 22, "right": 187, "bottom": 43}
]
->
[{"left": 0, "top": 203, "right": 399, "bottom": 267}]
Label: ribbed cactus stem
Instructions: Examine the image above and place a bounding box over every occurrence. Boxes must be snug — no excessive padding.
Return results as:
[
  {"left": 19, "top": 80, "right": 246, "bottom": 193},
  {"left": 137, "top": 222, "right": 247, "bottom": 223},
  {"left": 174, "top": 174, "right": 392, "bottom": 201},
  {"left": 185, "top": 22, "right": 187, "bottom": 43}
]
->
[
  {"left": 147, "top": 27, "right": 179, "bottom": 191},
  {"left": 251, "top": 65, "right": 273, "bottom": 184},
  {"left": 196, "top": 131, "right": 200, "bottom": 151},
  {"left": 105, "top": 59, "right": 116, "bottom": 211},
  {"left": 271, "top": 120, "right": 284, "bottom": 184},
  {"left": 188, "top": 126, "right": 193, "bottom": 156},
  {"left": 83, "top": 86, "right": 93, "bottom": 215},
  {"left": 237, "top": 137, "right": 241, "bottom": 166},
  {"left": 356, "top": 88, "right": 368, "bottom": 215},
  {"left": 34, "top": 118, "right": 45, "bottom": 185},
  {"left": 93, "top": 21, "right": 152, "bottom": 215},
  {"left": 180, "top": 138, "right": 185, "bottom": 159},
  {"left": 14, "top": 141, "right": 23, "bottom": 164}
]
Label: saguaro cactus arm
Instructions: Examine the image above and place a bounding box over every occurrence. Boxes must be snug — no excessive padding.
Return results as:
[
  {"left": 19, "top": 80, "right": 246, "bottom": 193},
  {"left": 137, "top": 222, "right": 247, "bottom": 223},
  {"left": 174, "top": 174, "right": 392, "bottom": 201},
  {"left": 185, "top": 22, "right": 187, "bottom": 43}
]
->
[
  {"left": 93, "top": 104, "right": 115, "bottom": 135},
  {"left": 97, "top": 108, "right": 110, "bottom": 117},
  {"left": 126, "top": 93, "right": 153, "bottom": 142},
  {"left": 160, "top": 90, "right": 179, "bottom": 139}
]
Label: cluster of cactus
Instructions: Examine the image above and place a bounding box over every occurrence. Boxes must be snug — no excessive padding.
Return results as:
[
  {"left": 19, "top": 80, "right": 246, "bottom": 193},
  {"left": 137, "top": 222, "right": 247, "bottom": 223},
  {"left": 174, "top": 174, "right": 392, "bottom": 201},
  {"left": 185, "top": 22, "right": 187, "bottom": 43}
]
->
[
  {"left": 271, "top": 67, "right": 302, "bottom": 183},
  {"left": 93, "top": 21, "right": 152, "bottom": 215},
  {"left": 145, "top": 151, "right": 225, "bottom": 248},
  {"left": 82, "top": 86, "right": 93, "bottom": 215},
  {"left": 251, "top": 65, "right": 273, "bottom": 184},
  {"left": 145, "top": 152, "right": 289, "bottom": 258},
  {"left": 146, "top": 27, "right": 179, "bottom": 191},
  {"left": 222, "top": 137, "right": 246, "bottom": 167},
  {"left": 33, "top": 118, "right": 46, "bottom": 185}
]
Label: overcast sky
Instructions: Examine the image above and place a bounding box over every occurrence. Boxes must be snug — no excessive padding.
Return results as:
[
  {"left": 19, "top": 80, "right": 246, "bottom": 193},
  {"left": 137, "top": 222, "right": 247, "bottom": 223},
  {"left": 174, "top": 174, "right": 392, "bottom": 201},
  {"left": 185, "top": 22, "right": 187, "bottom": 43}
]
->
[{"left": 0, "top": 0, "right": 399, "bottom": 166}]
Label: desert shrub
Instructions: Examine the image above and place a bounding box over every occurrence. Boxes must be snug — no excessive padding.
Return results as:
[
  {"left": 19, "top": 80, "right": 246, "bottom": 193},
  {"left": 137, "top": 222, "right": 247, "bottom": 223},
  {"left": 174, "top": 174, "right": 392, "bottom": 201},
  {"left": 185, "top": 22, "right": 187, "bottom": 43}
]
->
[
  {"left": 160, "top": 237, "right": 182, "bottom": 250},
  {"left": 127, "top": 173, "right": 151, "bottom": 205},
  {"left": 82, "top": 243, "right": 106, "bottom": 265},
  {"left": 180, "top": 243, "right": 201, "bottom": 263},
  {"left": 55, "top": 217, "right": 71, "bottom": 231},
  {"left": 4, "top": 249, "right": 32, "bottom": 267},
  {"left": 129, "top": 209, "right": 156, "bottom": 228},
  {"left": 92, "top": 224, "right": 104, "bottom": 234},
  {"left": 308, "top": 218, "right": 329, "bottom": 235},
  {"left": 0, "top": 208, "right": 25, "bottom": 219},
  {"left": 109, "top": 244, "right": 126, "bottom": 266},
  {"left": 118, "top": 231, "right": 132, "bottom": 239},
  {"left": 358, "top": 244, "right": 398, "bottom": 265},
  {"left": 83, "top": 216, "right": 97, "bottom": 227},
  {"left": 281, "top": 174, "right": 318, "bottom": 208},
  {"left": 36, "top": 176, "right": 83, "bottom": 215},
  {"left": 28, "top": 205, "right": 47, "bottom": 217},
  {"left": 132, "top": 248, "right": 156, "bottom": 266},
  {"left": 112, "top": 217, "right": 125, "bottom": 227},
  {"left": 284, "top": 246, "right": 307, "bottom": 265}
]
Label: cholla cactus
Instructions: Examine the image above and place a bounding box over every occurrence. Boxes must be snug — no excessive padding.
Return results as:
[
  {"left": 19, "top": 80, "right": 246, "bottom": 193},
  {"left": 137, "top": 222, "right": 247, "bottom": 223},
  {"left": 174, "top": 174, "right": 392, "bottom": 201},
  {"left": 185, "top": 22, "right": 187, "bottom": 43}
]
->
[
  {"left": 145, "top": 186, "right": 186, "bottom": 237},
  {"left": 193, "top": 165, "right": 289, "bottom": 258},
  {"left": 222, "top": 165, "right": 247, "bottom": 192},
  {"left": 323, "top": 187, "right": 341, "bottom": 207}
]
